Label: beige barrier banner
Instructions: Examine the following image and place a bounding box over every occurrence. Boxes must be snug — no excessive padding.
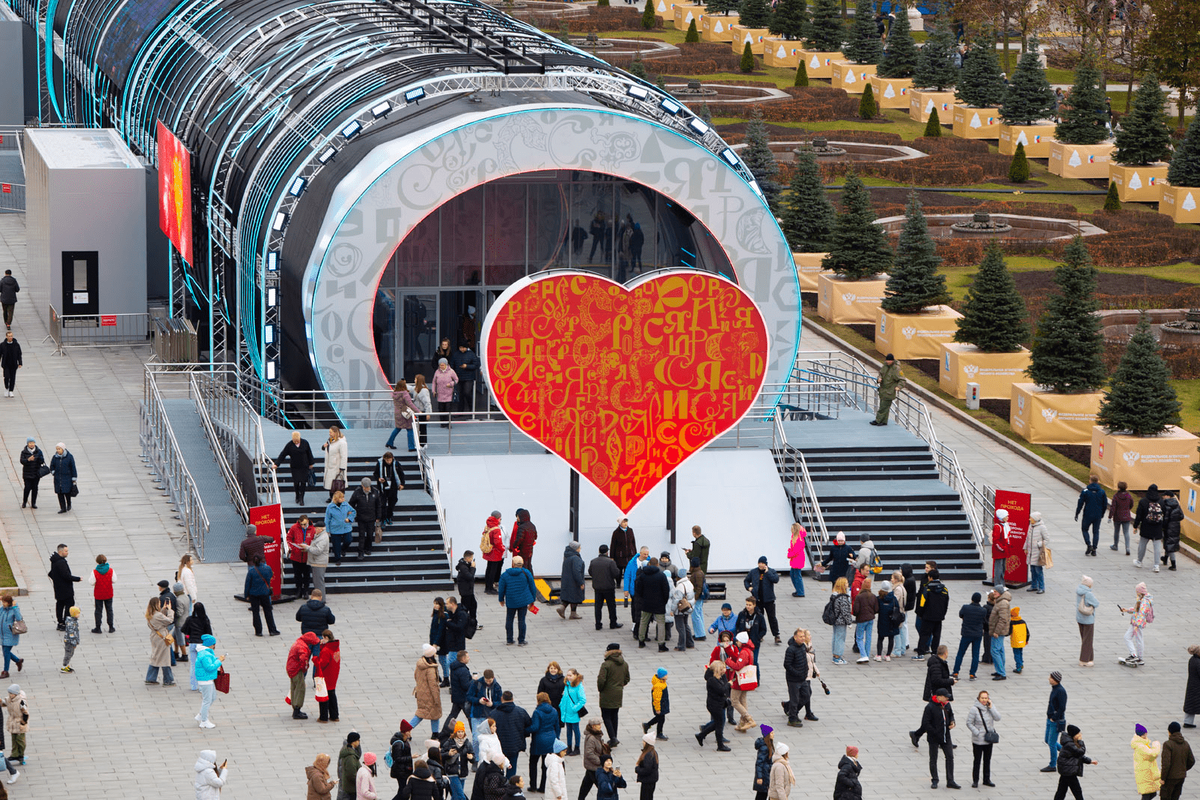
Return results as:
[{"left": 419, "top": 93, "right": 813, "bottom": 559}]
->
[
  {"left": 1090, "top": 426, "right": 1200, "bottom": 491},
  {"left": 998, "top": 124, "right": 1055, "bottom": 158},
  {"left": 939, "top": 342, "right": 1031, "bottom": 399},
  {"left": 793, "top": 252, "right": 829, "bottom": 292},
  {"left": 816, "top": 274, "right": 887, "bottom": 325},
  {"left": 1048, "top": 142, "right": 1115, "bottom": 180},
  {"left": 875, "top": 306, "right": 963, "bottom": 360},
  {"left": 1010, "top": 383, "right": 1101, "bottom": 445}
]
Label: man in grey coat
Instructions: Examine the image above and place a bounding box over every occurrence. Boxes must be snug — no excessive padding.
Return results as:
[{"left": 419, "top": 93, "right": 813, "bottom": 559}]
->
[
  {"left": 558, "top": 541, "right": 585, "bottom": 620},
  {"left": 589, "top": 544, "right": 623, "bottom": 631}
]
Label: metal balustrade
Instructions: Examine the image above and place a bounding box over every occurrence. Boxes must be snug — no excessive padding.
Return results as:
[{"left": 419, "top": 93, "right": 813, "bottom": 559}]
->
[{"left": 140, "top": 372, "right": 210, "bottom": 560}]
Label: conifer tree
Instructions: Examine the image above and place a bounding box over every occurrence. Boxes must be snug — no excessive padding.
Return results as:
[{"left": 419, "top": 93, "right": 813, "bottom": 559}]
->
[
  {"left": 795, "top": 61, "right": 809, "bottom": 86},
  {"left": 1114, "top": 73, "right": 1173, "bottom": 166},
  {"left": 881, "top": 192, "right": 949, "bottom": 314},
  {"left": 685, "top": 18, "right": 700, "bottom": 42},
  {"left": 923, "top": 107, "right": 943, "bottom": 136},
  {"left": 643, "top": 0, "right": 656, "bottom": 29},
  {"left": 707, "top": 0, "right": 739, "bottom": 15},
  {"left": 740, "top": 0, "right": 774, "bottom": 29},
  {"left": 1055, "top": 54, "right": 1108, "bottom": 145},
  {"left": 742, "top": 41, "right": 756, "bottom": 72},
  {"left": 822, "top": 171, "right": 893, "bottom": 280},
  {"left": 1167, "top": 116, "right": 1200, "bottom": 186},
  {"left": 1096, "top": 314, "right": 1182, "bottom": 436},
  {"left": 699, "top": 102, "right": 713, "bottom": 124},
  {"left": 628, "top": 59, "right": 649, "bottom": 80},
  {"left": 1000, "top": 40, "right": 1055, "bottom": 124},
  {"left": 876, "top": 6, "right": 918, "bottom": 79},
  {"left": 956, "top": 35, "right": 1007, "bottom": 107},
  {"left": 859, "top": 83, "right": 877, "bottom": 118},
  {"left": 741, "top": 106, "right": 782, "bottom": 210},
  {"left": 1026, "top": 236, "right": 1106, "bottom": 394},
  {"left": 1104, "top": 181, "right": 1121, "bottom": 211},
  {"left": 781, "top": 148, "right": 836, "bottom": 252},
  {"left": 954, "top": 240, "right": 1029, "bottom": 352},
  {"left": 1008, "top": 142, "right": 1029, "bottom": 182},
  {"left": 806, "top": 0, "right": 844, "bottom": 51},
  {"left": 912, "top": 2, "right": 957, "bottom": 90},
  {"left": 842, "top": 0, "right": 883, "bottom": 64}
]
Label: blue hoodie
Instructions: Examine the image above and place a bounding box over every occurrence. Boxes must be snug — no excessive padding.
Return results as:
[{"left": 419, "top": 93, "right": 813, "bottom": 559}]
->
[{"left": 623, "top": 557, "right": 646, "bottom": 596}]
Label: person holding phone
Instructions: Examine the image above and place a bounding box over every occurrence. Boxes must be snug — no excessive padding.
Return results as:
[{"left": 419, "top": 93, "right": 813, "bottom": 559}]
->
[
  {"left": 193, "top": 750, "right": 228, "bottom": 800},
  {"left": 194, "top": 634, "right": 224, "bottom": 729},
  {"left": 306, "top": 753, "right": 337, "bottom": 800}
]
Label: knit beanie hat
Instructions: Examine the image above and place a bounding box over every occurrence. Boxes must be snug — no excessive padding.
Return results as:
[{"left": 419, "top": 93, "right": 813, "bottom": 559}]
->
[
  {"left": 1050, "top": 671, "right": 1063, "bottom": 683},
  {"left": 656, "top": 668, "right": 668, "bottom": 679},
  {"left": 760, "top": 724, "right": 773, "bottom": 737},
  {"left": 1136, "top": 582, "right": 1148, "bottom": 595},
  {"left": 1066, "top": 725, "right": 1080, "bottom": 737},
  {"left": 1136, "top": 724, "right": 1148, "bottom": 735},
  {"left": 845, "top": 745, "right": 859, "bottom": 758},
  {"left": 736, "top": 632, "right": 749, "bottom": 644},
  {"left": 1170, "top": 722, "right": 1182, "bottom": 733},
  {"left": 1081, "top": 575, "right": 1093, "bottom": 587},
  {"left": 5, "top": 685, "right": 17, "bottom": 695},
  {"left": 201, "top": 634, "right": 217, "bottom": 647}
]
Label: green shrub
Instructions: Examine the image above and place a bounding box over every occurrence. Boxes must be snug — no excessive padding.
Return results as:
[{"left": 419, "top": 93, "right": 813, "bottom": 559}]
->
[
  {"left": 1008, "top": 142, "right": 1029, "bottom": 183},
  {"left": 642, "top": 0, "right": 656, "bottom": 29},
  {"left": 923, "top": 107, "right": 943, "bottom": 137},
  {"left": 1104, "top": 181, "right": 1121, "bottom": 211},
  {"left": 858, "top": 83, "right": 877, "bottom": 119},
  {"left": 741, "top": 41, "right": 755, "bottom": 73},
  {"left": 795, "top": 61, "right": 809, "bottom": 86},
  {"left": 685, "top": 18, "right": 700, "bottom": 42}
]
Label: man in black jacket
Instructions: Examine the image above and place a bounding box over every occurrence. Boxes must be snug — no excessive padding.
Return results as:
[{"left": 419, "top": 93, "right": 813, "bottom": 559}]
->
[
  {"left": 48, "top": 543, "right": 80, "bottom": 629},
  {"left": 490, "top": 691, "right": 531, "bottom": 779},
  {"left": 635, "top": 558, "right": 671, "bottom": 651},
  {"left": 782, "top": 629, "right": 818, "bottom": 727},
  {"left": 296, "top": 589, "right": 335, "bottom": 636},
  {"left": 348, "top": 478, "right": 381, "bottom": 558},
  {"left": 736, "top": 597, "right": 769, "bottom": 673},
  {"left": 911, "top": 689, "right": 960, "bottom": 789},
  {"left": 443, "top": 597, "right": 468, "bottom": 658},
  {"left": 744, "top": 556, "right": 781, "bottom": 645},
  {"left": 952, "top": 592, "right": 988, "bottom": 679},
  {"left": 455, "top": 551, "right": 479, "bottom": 627},
  {"left": 0, "top": 270, "right": 18, "bottom": 328},
  {"left": 0, "top": 330, "right": 21, "bottom": 397},
  {"left": 915, "top": 569, "right": 950, "bottom": 658},
  {"left": 923, "top": 645, "right": 957, "bottom": 702},
  {"left": 272, "top": 431, "right": 314, "bottom": 505},
  {"left": 445, "top": 650, "right": 472, "bottom": 729},
  {"left": 19, "top": 438, "right": 43, "bottom": 509},
  {"left": 238, "top": 524, "right": 273, "bottom": 564},
  {"left": 452, "top": 344, "right": 480, "bottom": 413},
  {"left": 589, "top": 544, "right": 623, "bottom": 631}
]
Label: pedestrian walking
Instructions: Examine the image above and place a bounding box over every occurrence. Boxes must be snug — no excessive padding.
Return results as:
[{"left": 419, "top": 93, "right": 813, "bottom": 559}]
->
[
  {"left": 443, "top": 721, "right": 475, "bottom": 800},
  {"left": 833, "top": 746, "right": 863, "bottom": 800},
  {"left": 482, "top": 512, "right": 506, "bottom": 594},
  {"left": 1075, "top": 475, "right": 1108, "bottom": 557},
  {"left": 145, "top": 597, "right": 175, "bottom": 685},
  {"left": 912, "top": 689, "right": 960, "bottom": 789},
  {"left": 244, "top": 556, "right": 279, "bottom": 637},
  {"left": 307, "top": 753, "right": 337, "bottom": 800},
  {"left": 752, "top": 725, "right": 773, "bottom": 799},
  {"left": 324, "top": 491, "right": 356, "bottom": 566},
  {"left": 528, "top": 692, "right": 559, "bottom": 791},
  {"left": 736, "top": 597, "right": 768, "bottom": 673},
  {"left": 443, "top": 598, "right": 467, "bottom": 686},
  {"left": 1110, "top": 481, "right": 1134, "bottom": 554},
  {"left": 1163, "top": 491, "right": 1184, "bottom": 571},
  {"left": 820, "top": 532, "right": 853, "bottom": 586},
  {"left": 727, "top": 632, "right": 758, "bottom": 731},
  {"left": 61, "top": 606, "right": 80, "bottom": 673},
  {"left": 923, "top": 645, "right": 956, "bottom": 702},
  {"left": 48, "top": 443, "right": 77, "bottom": 514},
  {"left": 767, "top": 742, "right": 795, "bottom": 800},
  {"left": 589, "top": 545, "right": 622, "bottom": 631},
  {"left": 412, "top": 644, "right": 443, "bottom": 735},
  {"left": 544, "top": 740, "right": 567, "bottom": 800},
  {"left": 594, "top": 756, "right": 626, "bottom": 800},
  {"left": 782, "top": 628, "right": 819, "bottom": 727},
  {"left": 851, "top": 578, "right": 877, "bottom": 664},
  {"left": 695, "top": 660, "right": 731, "bottom": 751},
  {"left": 490, "top": 690, "right": 531, "bottom": 779},
  {"left": 321, "top": 427, "right": 348, "bottom": 502},
  {"left": 870, "top": 353, "right": 906, "bottom": 426},
  {"left": 3, "top": 685, "right": 27, "bottom": 768},
  {"left": 579, "top": 720, "right": 608, "bottom": 799},
  {"left": 355, "top": 752, "right": 378, "bottom": 800},
  {"left": 181, "top": 602, "right": 212, "bottom": 691},
  {"left": 597, "top": 643, "right": 630, "bottom": 748},
  {"left": 306, "top": 524, "right": 330, "bottom": 596},
  {"left": 1133, "top": 484, "right": 1166, "bottom": 571},
  {"left": 915, "top": 569, "right": 949, "bottom": 658},
  {"left": 988, "top": 587, "right": 1011, "bottom": 680},
  {"left": 339, "top": 733, "right": 363, "bottom": 800},
  {"left": 372, "top": 452, "right": 404, "bottom": 525},
  {"left": 314, "top": 629, "right": 341, "bottom": 723},
  {"left": 0, "top": 331, "right": 20, "bottom": 397},
  {"left": 194, "top": 633, "right": 223, "bottom": 728},
  {"left": 744, "top": 557, "right": 781, "bottom": 645},
  {"left": 348, "top": 478, "right": 381, "bottom": 559},
  {"left": 428, "top": 597, "right": 447, "bottom": 680},
  {"left": 468, "top": 670, "right": 502, "bottom": 760},
  {"left": 0, "top": 597, "right": 23, "bottom": 681},
  {"left": 634, "top": 732, "right": 658, "bottom": 800},
  {"left": 1131, "top": 723, "right": 1162, "bottom": 800},
  {"left": 445, "top": 650, "right": 472, "bottom": 730},
  {"left": 965, "top": 690, "right": 1000, "bottom": 788},
  {"left": 668, "top": 569, "right": 693, "bottom": 651},
  {"left": 561, "top": 669, "right": 586, "bottom": 755},
  {"left": 386, "top": 379, "right": 421, "bottom": 450},
  {"left": 286, "top": 516, "right": 315, "bottom": 597},
  {"left": 0, "top": 270, "right": 18, "bottom": 329},
  {"left": 386, "top": 723, "right": 412, "bottom": 797},
  {"left": 432, "top": 358, "right": 458, "bottom": 427},
  {"left": 1161, "top": 722, "right": 1195, "bottom": 800},
  {"left": 1026, "top": 511, "right": 1049, "bottom": 593},
  {"left": 641, "top": 668, "right": 669, "bottom": 740},
  {"left": 785, "top": 524, "right": 806, "bottom": 597},
  {"left": 413, "top": 374, "right": 433, "bottom": 446},
  {"left": 193, "top": 750, "right": 229, "bottom": 800},
  {"left": 1055, "top": 725, "right": 1097, "bottom": 800},
  {"left": 18, "top": 439, "right": 41, "bottom": 509},
  {"left": 1185, "top": 646, "right": 1200, "bottom": 728},
  {"left": 1043, "top": 671, "right": 1068, "bottom": 772},
  {"left": 272, "top": 431, "right": 315, "bottom": 505},
  {"left": 498, "top": 557, "right": 536, "bottom": 646},
  {"left": 610, "top": 519, "right": 637, "bottom": 574},
  {"left": 287, "top": 632, "right": 319, "bottom": 719},
  {"left": 1119, "top": 582, "right": 1154, "bottom": 667},
  {"left": 558, "top": 542, "right": 586, "bottom": 620},
  {"left": 455, "top": 552, "right": 478, "bottom": 627},
  {"left": 683, "top": 524, "right": 710, "bottom": 574}
]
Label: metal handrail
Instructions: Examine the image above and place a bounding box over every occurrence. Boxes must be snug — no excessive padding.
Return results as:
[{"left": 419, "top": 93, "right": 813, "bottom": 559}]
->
[
  {"left": 773, "top": 413, "right": 831, "bottom": 551},
  {"left": 191, "top": 371, "right": 281, "bottom": 510},
  {"left": 190, "top": 378, "right": 250, "bottom": 523},
  {"left": 140, "top": 373, "right": 210, "bottom": 559}
]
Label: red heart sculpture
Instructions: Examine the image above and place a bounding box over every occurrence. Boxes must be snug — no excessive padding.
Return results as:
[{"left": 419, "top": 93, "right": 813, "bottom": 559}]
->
[{"left": 483, "top": 272, "right": 769, "bottom": 514}]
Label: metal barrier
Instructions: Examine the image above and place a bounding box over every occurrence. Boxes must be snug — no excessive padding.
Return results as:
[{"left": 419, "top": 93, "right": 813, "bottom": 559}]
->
[
  {"left": 151, "top": 318, "right": 198, "bottom": 363},
  {"left": 47, "top": 305, "right": 150, "bottom": 354},
  {"left": 190, "top": 370, "right": 280, "bottom": 511},
  {"left": 190, "top": 381, "right": 250, "bottom": 522},
  {"left": 0, "top": 182, "right": 23, "bottom": 213},
  {"left": 140, "top": 373, "right": 210, "bottom": 560},
  {"left": 773, "top": 413, "right": 832, "bottom": 552}
]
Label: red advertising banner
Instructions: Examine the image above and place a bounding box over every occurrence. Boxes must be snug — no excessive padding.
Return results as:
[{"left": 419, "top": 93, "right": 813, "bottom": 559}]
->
[
  {"left": 248, "top": 503, "right": 284, "bottom": 600},
  {"left": 994, "top": 489, "right": 1032, "bottom": 586},
  {"left": 100, "top": 315, "right": 117, "bottom": 327},
  {"left": 482, "top": 271, "right": 769, "bottom": 514},
  {"left": 156, "top": 120, "right": 193, "bottom": 264}
]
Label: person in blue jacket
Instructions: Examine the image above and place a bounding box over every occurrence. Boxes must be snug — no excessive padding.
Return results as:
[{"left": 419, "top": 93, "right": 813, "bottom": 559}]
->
[
  {"left": 49, "top": 443, "right": 77, "bottom": 514},
  {"left": 622, "top": 547, "right": 650, "bottom": 632},
  {"left": 243, "top": 556, "right": 279, "bottom": 637},
  {"left": 497, "top": 557, "right": 537, "bottom": 646},
  {"left": 445, "top": 650, "right": 473, "bottom": 730},
  {"left": 194, "top": 633, "right": 225, "bottom": 729},
  {"left": 1074, "top": 476, "right": 1109, "bottom": 557},
  {"left": 708, "top": 603, "right": 737, "bottom": 639},
  {"left": 527, "top": 692, "right": 560, "bottom": 792},
  {"left": 595, "top": 756, "right": 627, "bottom": 800},
  {"left": 323, "top": 490, "right": 356, "bottom": 566}
]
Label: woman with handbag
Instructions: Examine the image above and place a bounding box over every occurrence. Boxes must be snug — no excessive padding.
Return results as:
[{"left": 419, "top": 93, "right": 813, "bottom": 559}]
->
[
  {"left": 0, "top": 595, "right": 24, "bottom": 678},
  {"left": 49, "top": 442, "right": 77, "bottom": 514},
  {"left": 145, "top": 597, "right": 176, "bottom": 685},
  {"left": 194, "top": 633, "right": 224, "bottom": 728},
  {"left": 385, "top": 379, "right": 421, "bottom": 452},
  {"left": 965, "top": 690, "right": 1001, "bottom": 789},
  {"left": 321, "top": 427, "right": 348, "bottom": 503},
  {"left": 314, "top": 629, "right": 341, "bottom": 723},
  {"left": 243, "top": 556, "right": 280, "bottom": 637},
  {"left": 1026, "top": 512, "right": 1050, "bottom": 594}
]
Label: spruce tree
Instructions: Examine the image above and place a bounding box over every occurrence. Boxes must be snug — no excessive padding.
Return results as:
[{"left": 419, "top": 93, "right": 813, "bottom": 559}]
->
[
  {"left": 877, "top": 6, "right": 919, "bottom": 79},
  {"left": 643, "top": 0, "right": 656, "bottom": 29},
  {"left": 742, "top": 106, "right": 782, "bottom": 210},
  {"left": 842, "top": 0, "right": 883, "bottom": 64},
  {"left": 781, "top": 148, "right": 836, "bottom": 252},
  {"left": 822, "top": 171, "right": 893, "bottom": 280},
  {"left": 956, "top": 34, "right": 1007, "bottom": 107},
  {"left": 1168, "top": 116, "right": 1200, "bottom": 186},
  {"left": 1009, "top": 142, "right": 1030, "bottom": 182},
  {"left": 1026, "top": 236, "right": 1106, "bottom": 394},
  {"left": 912, "top": 3, "right": 957, "bottom": 90},
  {"left": 685, "top": 18, "right": 700, "bottom": 42},
  {"left": 707, "top": 0, "right": 739, "bottom": 14},
  {"left": 1114, "top": 72, "right": 1173, "bottom": 166},
  {"left": 923, "top": 107, "right": 943, "bottom": 136},
  {"left": 954, "top": 240, "right": 1029, "bottom": 352},
  {"left": 741, "top": 41, "right": 756, "bottom": 72},
  {"left": 795, "top": 61, "right": 809, "bottom": 86},
  {"left": 881, "top": 192, "right": 949, "bottom": 314},
  {"left": 1001, "top": 40, "right": 1055, "bottom": 124},
  {"left": 740, "top": 0, "right": 774, "bottom": 29},
  {"left": 699, "top": 102, "right": 713, "bottom": 124},
  {"left": 768, "top": 0, "right": 807, "bottom": 39},
  {"left": 1096, "top": 314, "right": 1182, "bottom": 437},
  {"left": 628, "top": 58, "right": 650, "bottom": 80},
  {"left": 1104, "top": 181, "right": 1121, "bottom": 211},
  {"left": 1055, "top": 54, "right": 1108, "bottom": 145},
  {"left": 859, "top": 83, "right": 877, "bottom": 118},
  {"left": 806, "top": 0, "right": 844, "bottom": 51}
]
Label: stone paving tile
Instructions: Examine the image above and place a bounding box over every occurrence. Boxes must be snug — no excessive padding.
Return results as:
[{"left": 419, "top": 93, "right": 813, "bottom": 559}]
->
[{"left": 0, "top": 214, "right": 1195, "bottom": 799}]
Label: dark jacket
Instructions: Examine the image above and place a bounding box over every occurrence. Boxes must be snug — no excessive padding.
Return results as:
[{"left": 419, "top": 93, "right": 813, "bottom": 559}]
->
[
  {"left": 443, "top": 607, "right": 467, "bottom": 654},
  {"left": 634, "top": 749, "right": 658, "bottom": 785},
  {"left": 455, "top": 558, "right": 476, "bottom": 598},
  {"left": 244, "top": 562, "right": 273, "bottom": 596},
  {"left": 537, "top": 671, "right": 565, "bottom": 716},
  {"left": 490, "top": 701, "right": 532, "bottom": 754},
  {"left": 470, "top": 761, "right": 505, "bottom": 800},
  {"left": 1056, "top": 733, "right": 1092, "bottom": 777},
  {"left": 1075, "top": 482, "right": 1108, "bottom": 520},
  {"left": 48, "top": 551, "right": 79, "bottom": 596},
  {"left": 349, "top": 486, "right": 381, "bottom": 524},
  {"left": 0, "top": 339, "right": 21, "bottom": 370},
  {"left": 275, "top": 439, "right": 314, "bottom": 478},
  {"left": 19, "top": 446, "right": 44, "bottom": 481},
  {"left": 389, "top": 733, "right": 414, "bottom": 782},
  {"left": 430, "top": 612, "right": 446, "bottom": 651},
  {"left": 901, "top": 566, "right": 918, "bottom": 611},
  {"left": 181, "top": 609, "right": 212, "bottom": 644},
  {"left": 0, "top": 275, "right": 18, "bottom": 305},
  {"left": 452, "top": 348, "right": 480, "bottom": 382},
  {"left": 736, "top": 608, "right": 768, "bottom": 645},
  {"left": 633, "top": 563, "right": 670, "bottom": 616},
  {"left": 442, "top": 734, "right": 474, "bottom": 779},
  {"left": 238, "top": 533, "right": 273, "bottom": 564},
  {"left": 743, "top": 566, "right": 779, "bottom": 604},
  {"left": 588, "top": 554, "right": 621, "bottom": 593},
  {"left": 339, "top": 743, "right": 363, "bottom": 789},
  {"left": 1163, "top": 496, "right": 1184, "bottom": 553},
  {"left": 597, "top": 649, "right": 630, "bottom": 709},
  {"left": 497, "top": 567, "right": 536, "bottom": 609},
  {"left": 510, "top": 510, "right": 537, "bottom": 565},
  {"left": 449, "top": 659, "right": 472, "bottom": 706},
  {"left": 372, "top": 457, "right": 405, "bottom": 493},
  {"left": 1047, "top": 682, "right": 1067, "bottom": 721},
  {"left": 704, "top": 665, "right": 731, "bottom": 713},
  {"left": 921, "top": 700, "right": 955, "bottom": 745},
  {"left": 1162, "top": 731, "right": 1196, "bottom": 782},
  {"left": 852, "top": 590, "right": 878, "bottom": 623},
  {"left": 822, "top": 542, "right": 854, "bottom": 582},
  {"left": 49, "top": 450, "right": 77, "bottom": 495},
  {"left": 560, "top": 546, "right": 586, "bottom": 605},
  {"left": 402, "top": 764, "right": 437, "bottom": 800},
  {"left": 685, "top": 533, "right": 711, "bottom": 573},
  {"left": 752, "top": 737, "right": 771, "bottom": 792},
  {"left": 1186, "top": 654, "right": 1200, "bottom": 715},
  {"left": 1134, "top": 489, "right": 1165, "bottom": 540},
  {"left": 467, "top": 677, "right": 502, "bottom": 718},
  {"left": 877, "top": 592, "right": 900, "bottom": 637},
  {"left": 528, "top": 702, "right": 559, "bottom": 755},
  {"left": 916, "top": 579, "right": 950, "bottom": 622},
  {"left": 610, "top": 526, "right": 637, "bottom": 570},
  {"left": 958, "top": 602, "right": 987, "bottom": 638},
  {"left": 833, "top": 755, "right": 863, "bottom": 800},
  {"left": 783, "top": 637, "right": 809, "bottom": 683},
  {"left": 923, "top": 655, "right": 954, "bottom": 702},
  {"left": 296, "top": 598, "right": 335, "bottom": 635},
  {"left": 594, "top": 769, "right": 626, "bottom": 800}
]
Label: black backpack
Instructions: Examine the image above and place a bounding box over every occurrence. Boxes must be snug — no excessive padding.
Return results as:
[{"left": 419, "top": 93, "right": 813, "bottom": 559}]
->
[
  {"left": 821, "top": 595, "right": 837, "bottom": 626},
  {"left": 464, "top": 616, "right": 478, "bottom": 640},
  {"left": 889, "top": 602, "right": 905, "bottom": 628}
]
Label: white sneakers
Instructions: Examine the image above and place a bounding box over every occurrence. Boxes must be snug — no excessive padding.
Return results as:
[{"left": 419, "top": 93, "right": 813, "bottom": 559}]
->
[
  {"left": 1133, "top": 560, "right": 1142, "bottom": 568},
  {"left": 1153, "top": 565, "right": 1160, "bottom": 573},
  {"left": 6, "top": 770, "right": 17, "bottom": 784},
  {"left": 856, "top": 656, "right": 870, "bottom": 664},
  {"left": 199, "top": 720, "right": 216, "bottom": 729}
]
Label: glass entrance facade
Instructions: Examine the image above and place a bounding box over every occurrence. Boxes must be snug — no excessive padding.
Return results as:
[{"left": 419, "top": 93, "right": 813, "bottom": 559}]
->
[{"left": 372, "top": 169, "right": 737, "bottom": 394}]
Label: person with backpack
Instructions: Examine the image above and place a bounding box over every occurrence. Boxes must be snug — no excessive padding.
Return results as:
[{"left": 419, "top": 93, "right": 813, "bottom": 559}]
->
[
  {"left": 1133, "top": 484, "right": 1165, "bottom": 572},
  {"left": 1162, "top": 491, "right": 1184, "bottom": 572},
  {"left": 1074, "top": 475, "right": 1109, "bottom": 558},
  {"left": 823, "top": 578, "right": 853, "bottom": 665},
  {"left": 1119, "top": 582, "right": 1154, "bottom": 668},
  {"left": 743, "top": 558, "right": 781, "bottom": 646},
  {"left": 481, "top": 513, "right": 506, "bottom": 595},
  {"left": 854, "top": 534, "right": 880, "bottom": 575}
]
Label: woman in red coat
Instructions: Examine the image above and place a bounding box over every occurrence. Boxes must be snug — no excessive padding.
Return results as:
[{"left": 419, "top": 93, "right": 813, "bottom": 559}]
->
[
  {"left": 313, "top": 629, "right": 341, "bottom": 723},
  {"left": 286, "top": 516, "right": 314, "bottom": 597},
  {"left": 482, "top": 513, "right": 506, "bottom": 595}
]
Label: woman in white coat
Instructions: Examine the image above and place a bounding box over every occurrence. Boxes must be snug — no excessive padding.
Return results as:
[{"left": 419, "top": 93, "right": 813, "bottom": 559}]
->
[
  {"left": 321, "top": 427, "right": 348, "bottom": 501},
  {"left": 544, "top": 740, "right": 568, "bottom": 800},
  {"left": 193, "top": 750, "right": 228, "bottom": 800},
  {"left": 1025, "top": 511, "right": 1049, "bottom": 594}
]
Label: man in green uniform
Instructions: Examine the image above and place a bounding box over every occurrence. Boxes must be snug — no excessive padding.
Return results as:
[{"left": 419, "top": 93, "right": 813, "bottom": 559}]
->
[
  {"left": 684, "top": 525, "right": 710, "bottom": 574},
  {"left": 871, "top": 353, "right": 906, "bottom": 426}
]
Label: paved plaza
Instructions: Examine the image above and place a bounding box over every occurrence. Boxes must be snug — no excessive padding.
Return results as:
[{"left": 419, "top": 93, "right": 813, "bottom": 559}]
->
[{"left": 0, "top": 213, "right": 1195, "bottom": 799}]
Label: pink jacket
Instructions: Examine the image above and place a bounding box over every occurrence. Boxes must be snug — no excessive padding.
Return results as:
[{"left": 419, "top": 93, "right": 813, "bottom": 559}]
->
[
  {"left": 432, "top": 367, "right": 458, "bottom": 402},
  {"left": 786, "top": 531, "right": 807, "bottom": 570}
]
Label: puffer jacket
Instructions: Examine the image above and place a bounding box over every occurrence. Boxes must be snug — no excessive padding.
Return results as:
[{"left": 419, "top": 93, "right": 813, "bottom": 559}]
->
[
  {"left": 1075, "top": 583, "right": 1099, "bottom": 625},
  {"left": 582, "top": 730, "right": 607, "bottom": 772},
  {"left": 767, "top": 753, "right": 793, "bottom": 800},
  {"left": 490, "top": 701, "right": 532, "bottom": 754},
  {"left": 287, "top": 632, "right": 320, "bottom": 677},
  {"left": 965, "top": 700, "right": 1001, "bottom": 746},
  {"left": 852, "top": 590, "right": 877, "bottom": 623},
  {"left": 833, "top": 755, "right": 863, "bottom": 800},
  {"left": 988, "top": 590, "right": 1012, "bottom": 637},
  {"left": 3, "top": 691, "right": 27, "bottom": 734},
  {"left": 306, "top": 764, "right": 336, "bottom": 800},
  {"left": 783, "top": 638, "right": 808, "bottom": 683},
  {"left": 296, "top": 598, "right": 336, "bottom": 635},
  {"left": 529, "top": 702, "right": 559, "bottom": 755},
  {"left": 1134, "top": 489, "right": 1165, "bottom": 540},
  {"left": 193, "top": 750, "right": 228, "bottom": 800},
  {"left": 413, "top": 656, "right": 442, "bottom": 719},
  {"left": 752, "top": 737, "right": 771, "bottom": 793},
  {"left": 1131, "top": 735, "right": 1162, "bottom": 794},
  {"left": 1057, "top": 734, "right": 1092, "bottom": 777}
]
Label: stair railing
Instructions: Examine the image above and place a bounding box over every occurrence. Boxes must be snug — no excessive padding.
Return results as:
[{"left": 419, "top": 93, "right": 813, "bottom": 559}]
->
[
  {"left": 190, "top": 380, "right": 251, "bottom": 524},
  {"left": 190, "top": 371, "right": 281, "bottom": 511},
  {"left": 417, "top": 444, "right": 455, "bottom": 577},
  {"left": 773, "top": 414, "right": 831, "bottom": 551}
]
